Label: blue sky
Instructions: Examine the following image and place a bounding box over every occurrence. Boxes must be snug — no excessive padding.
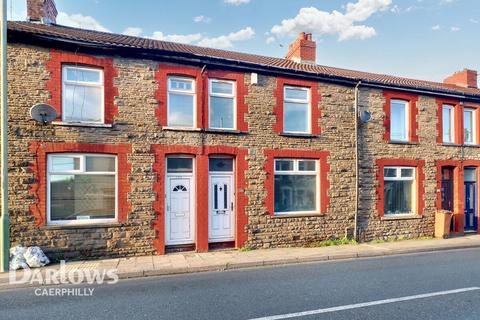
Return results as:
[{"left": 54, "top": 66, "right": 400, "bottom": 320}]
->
[{"left": 9, "top": 0, "right": 480, "bottom": 83}]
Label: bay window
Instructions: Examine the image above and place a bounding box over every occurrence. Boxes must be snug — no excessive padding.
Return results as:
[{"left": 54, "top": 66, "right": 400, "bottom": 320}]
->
[
  {"left": 47, "top": 154, "right": 117, "bottom": 224},
  {"left": 274, "top": 159, "right": 318, "bottom": 215},
  {"left": 283, "top": 86, "right": 310, "bottom": 134},
  {"left": 209, "top": 79, "right": 236, "bottom": 130},
  {"left": 442, "top": 104, "right": 455, "bottom": 143},
  {"left": 464, "top": 108, "right": 476, "bottom": 144},
  {"left": 62, "top": 65, "right": 104, "bottom": 123},
  {"left": 384, "top": 166, "right": 415, "bottom": 215},
  {"left": 390, "top": 100, "right": 409, "bottom": 141},
  {"left": 167, "top": 76, "right": 196, "bottom": 127}
]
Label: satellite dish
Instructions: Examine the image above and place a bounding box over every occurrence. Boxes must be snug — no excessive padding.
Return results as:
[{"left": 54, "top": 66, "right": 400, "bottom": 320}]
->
[
  {"left": 359, "top": 110, "right": 372, "bottom": 123},
  {"left": 30, "top": 104, "right": 58, "bottom": 124}
]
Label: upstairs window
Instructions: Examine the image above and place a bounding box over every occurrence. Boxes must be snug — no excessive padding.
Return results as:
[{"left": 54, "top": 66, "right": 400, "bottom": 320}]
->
[
  {"left": 464, "top": 108, "right": 476, "bottom": 145},
  {"left": 62, "top": 66, "right": 104, "bottom": 123},
  {"left": 442, "top": 104, "right": 455, "bottom": 143},
  {"left": 384, "top": 166, "right": 416, "bottom": 215},
  {"left": 209, "top": 79, "right": 236, "bottom": 130},
  {"left": 167, "top": 77, "right": 196, "bottom": 128},
  {"left": 283, "top": 86, "right": 310, "bottom": 134},
  {"left": 390, "top": 100, "right": 409, "bottom": 141}
]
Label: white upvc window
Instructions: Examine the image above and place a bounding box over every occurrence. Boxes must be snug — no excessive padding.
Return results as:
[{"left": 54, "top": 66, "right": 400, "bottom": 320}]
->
[
  {"left": 442, "top": 104, "right": 455, "bottom": 143},
  {"left": 47, "top": 154, "right": 117, "bottom": 225},
  {"left": 464, "top": 108, "right": 476, "bottom": 145},
  {"left": 390, "top": 99, "right": 409, "bottom": 142},
  {"left": 167, "top": 76, "right": 196, "bottom": 128},
  {"left": 62, "top": 65, "right": 104, "bottom": 124},
  {"left": 209, "top": 79, "right": 236, "bottom": 130},
  {"left": 274, "top": 159, "right": 319, "bottom": 215},
  {"left": 283, "top": 86, "right": 311, "bottom": 134},
  {"left": 383, "top": 166, "right": 416, "bottom": 215}
]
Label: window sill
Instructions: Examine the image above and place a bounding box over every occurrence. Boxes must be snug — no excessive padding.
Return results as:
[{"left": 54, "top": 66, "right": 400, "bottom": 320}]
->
[
  {"left": 389, "top": 140, "right": 418, "bottom": 145},
  {"left": 441, "top": 142, "right": 461, "bottom": 147},
  {"left": 280, "top": 132, "right": 320, "bottom": 138},
  {"left": 381, "top": 214, "right": 422, "bottom": 221},
  {"left": 52, "top": 121, "right": 113, "bottom": 128},
  {"left": 441, "top": 143, "right": 480, "bottom": 148},
  {"left": 272, "top": 213, "right": 325, "bottom": 218},
  {"left": 205, "top": 128, "right": 246, "bottom": 135},
  {"left": 41, "top": 222, "right": 122, "bottom": 230},
  {"left": 162, "top": 126, "right": 201, "bottom": 132}
]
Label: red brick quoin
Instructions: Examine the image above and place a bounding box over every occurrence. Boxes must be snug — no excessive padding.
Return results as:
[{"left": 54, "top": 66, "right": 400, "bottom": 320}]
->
[
  {"left": 383, "top": 90, "right": 419, "bottom": 142},
  {"left": 273, "top": 77, "right": 321, "bottom": 135},
  {"left": 29, "top": 142, "right": 132, "bottom": 226},
  {"left": 45, "top": 49, "right": 119, "bottom": 123},
  {"left": 151, "top": 145, "right": 248, "bottom": 255},
  {"left": 375, "top": 159, "right": 425, "bottom": 217},
  {"left": 263, "top": 149, "right": 330, "bottom": 215}
]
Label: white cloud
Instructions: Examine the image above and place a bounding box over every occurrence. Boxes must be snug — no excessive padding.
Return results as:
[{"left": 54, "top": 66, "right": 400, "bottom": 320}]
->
[
  {"left": 122, "top": 27, "right": 143, "bottom": 37},
  {"left": 151, "top": 32, "right": 203, "bottom": 44},
  {"left": 193, "top": 15, "right": 212, "bottom": 23},
  {"left": 197, "top": 27, "right": 255, "bottom": 49},
  {"left": 450, "top": 26, "right": 461, "bottom": 32},
  {"left": 266, "top": 36, "right": 275, "bottom": 44},
  {"left": 431, "top": 25, "right": 441, "bottom": 30},
  {"left": 224, "top": 0, "right": 251, "bottom": 5},
  {"left": 270, "top": 0, "right": 391, "bottom": 42},
  {"left": 470, "top": 18, "right": 479, "bottom": 24},
  {"left": 57, "top": 12, "right": 110, "bottom": 32}
]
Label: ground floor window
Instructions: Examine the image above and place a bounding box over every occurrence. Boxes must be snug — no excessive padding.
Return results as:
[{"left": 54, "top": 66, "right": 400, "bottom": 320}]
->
[
  {"left": 384, "top": 166, "right": 415, "bottom": 215},
  {"left": 47, "top": 154, "right": 117, "bottom": 224},
  {"left": 274, "top": 159, "right": 318, "bottom": 215}
]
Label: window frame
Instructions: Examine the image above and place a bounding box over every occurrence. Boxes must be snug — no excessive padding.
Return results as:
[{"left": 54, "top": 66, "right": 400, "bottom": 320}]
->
[
  {"left": 46, "top": 153, "right": 118, "bottom": 225},
  {"left": 442, "top": 104, "right": 455, "bottom": 144},
  {"left": 463, "top": 107, "right": 477, "bottom": 145},
  {"left": 208, "top": 78, "right": 237, "bottom": 130},
  {"left": 283, "top": 86, "right": 311, "bottom": 134},
  {"left": 390, "top": 99, "right": 410, "bottom": 142},
  {"left": 167, "top": 76, "right": 197, "bottom": 128},
  {"left": 273, "top": 158, "right": 319, "bottom": 216},
  {"left": 383, "top": 166, "right": 416, "bottom": 216},
  {"left": 61, "top": 65, "right": 105, "bottom": 124}
]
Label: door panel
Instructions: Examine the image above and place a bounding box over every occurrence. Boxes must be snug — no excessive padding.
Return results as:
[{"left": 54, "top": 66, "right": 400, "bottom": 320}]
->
[
  {"left": 209, "top": 175, "right": 234, "bottom": 242},
  {"left": 464, "top": 182, "right": 477, "bottom": 231},
  {"left": 166, "top": 176, "right": 194, "bottom": 245}
]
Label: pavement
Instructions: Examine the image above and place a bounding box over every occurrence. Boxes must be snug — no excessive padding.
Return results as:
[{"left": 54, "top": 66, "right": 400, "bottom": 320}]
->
[
  {"left": 1, "top": 246, "right": 480, "bottom": 320},
  {"left": 1, "top": 234, "right": 480, "bottom": 290}
]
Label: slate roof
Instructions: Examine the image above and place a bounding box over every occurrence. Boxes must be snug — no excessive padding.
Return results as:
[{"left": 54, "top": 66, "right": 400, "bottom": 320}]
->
[{"left": 7, "top": 21, "right": 480, "bottom": 99}]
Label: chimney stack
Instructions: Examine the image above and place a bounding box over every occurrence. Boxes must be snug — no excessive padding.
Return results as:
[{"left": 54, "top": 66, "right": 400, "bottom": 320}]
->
[
  {"left": 443, "top": 69, "right": 478, "bottom": 89},
  {"left": 27, "top": 0, "right": 58, "bottom": 24},
  {"left": 285, "top": 32, "right": 316, "bottom": 65}
]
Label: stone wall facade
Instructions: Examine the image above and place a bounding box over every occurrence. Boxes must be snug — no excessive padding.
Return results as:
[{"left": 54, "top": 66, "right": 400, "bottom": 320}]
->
[{"left": 5, "top": 42, "right": 479, "bottom": 260}]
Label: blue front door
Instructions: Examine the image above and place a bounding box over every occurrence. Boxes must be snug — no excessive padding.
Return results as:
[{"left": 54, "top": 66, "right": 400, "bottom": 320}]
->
[{"left": 464, "top": 177, "right": 478, "bottom": 231}]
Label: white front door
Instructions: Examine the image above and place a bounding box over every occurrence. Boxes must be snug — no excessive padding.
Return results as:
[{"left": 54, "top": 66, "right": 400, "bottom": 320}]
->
[
  {"left": 209, "top": 174, "right": 234, "bottom": 242},
  {"left": 166, "top": 176, "right": 194, "bottom": 245}
]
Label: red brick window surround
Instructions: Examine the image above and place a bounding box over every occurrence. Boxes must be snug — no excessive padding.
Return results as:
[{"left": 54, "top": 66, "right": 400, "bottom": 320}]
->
[
  {"left": 46, "top": 49, "right": 119, "bottom": 124},
  {"left": 264, "top": 149, "right": 330, "bottom": 216},
  {"left": 29, "top": 142, "right": 132, "bottom": 226},
  {"left": 383, "top": 90, "right": 419, "bottom": 143},
  {"left": 273, "top": 77, "right": 321, "bottom": 135},
  {"left": 376, "top": 159, "right": 425, "bottom": 217}
]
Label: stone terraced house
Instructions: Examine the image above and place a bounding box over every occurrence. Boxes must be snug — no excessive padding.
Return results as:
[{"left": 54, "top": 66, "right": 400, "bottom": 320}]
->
[{"left": 4, "top": 0, "right": 480, "bottom": 260}]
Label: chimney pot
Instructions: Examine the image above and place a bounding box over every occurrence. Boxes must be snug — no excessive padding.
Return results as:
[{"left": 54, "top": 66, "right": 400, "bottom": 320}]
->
[
  {"left": 443, "top": 69, "right": 478, "bottom": 89},
  {"left": 27, "top": 0, "right": 58, "bottom": 24},
  {"left": 285, "top": 32, "right": 316, "bottom": 65}
]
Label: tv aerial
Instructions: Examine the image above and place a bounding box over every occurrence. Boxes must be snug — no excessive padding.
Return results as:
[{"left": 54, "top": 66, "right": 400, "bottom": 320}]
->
[{"left": 30, "top": 103, "right": 58, "bottom": 124}]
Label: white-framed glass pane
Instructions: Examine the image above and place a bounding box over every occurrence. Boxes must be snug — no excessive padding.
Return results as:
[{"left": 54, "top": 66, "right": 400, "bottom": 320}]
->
[
  {"left": 464, "top": 109, "right": 474, "bottom": 144},
  {"left": 63, "top": 84, "right": 103, "bottom": 122},
  {"left": 210, "top": 96, "right": 234, "bottom": 129},
  {"left": 65, "top": 67, "right": 102, "bottom": 83},
  {"left": 284, "top": 102, "right": 308, "bottom": 133},
  {"left": 442, "top": 105, "right": 454, "bottom": 143},
  {"left": 285, "top": 87, "right": 308, "bottom": 101},
  {"left": 384, "top": 168, "right": 397, "bottom": 178},
  {"left": 211, "top": 81, "right": 233, "bottom": 95},
  {"left": 86, "top": 156, "right": 115, "bottom": 172},
  {"left": 169, "top": 78, "right": 194, "bottom": 92},
  {"left": 384, "top": 180, "right": 413, "bottom": 214},
  {"left": 275, "top": 160, "right": 294, "bottom": 171},
  {"left": 390, "top": 100, "right": 408, "bottom": 141},
  {"left": 298, "top": 160, "right": 316, "bottom": 171},
  {"left": 167, "top": 157, "right": 193, "bottom": 173},
  {"left": 50, "top": 174, "right": 115, "bottom": 221},
  {"left": 401, "top": 168, "right": 414, "bottom": 178},
  {"left": 168, "top": 93, "right": 194, "bottom": 127},
  {"left": 209, "top": 158, "right": 233, "bottom": 172},
  {"left": 51, "top": 156, "right": 80, "bottom": 172},
  {"left": 465, "top": 168, "right": 477, "bottom": 182},
  {"left": 274, "top": 175, "right": 316, "bottom": 213}
]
